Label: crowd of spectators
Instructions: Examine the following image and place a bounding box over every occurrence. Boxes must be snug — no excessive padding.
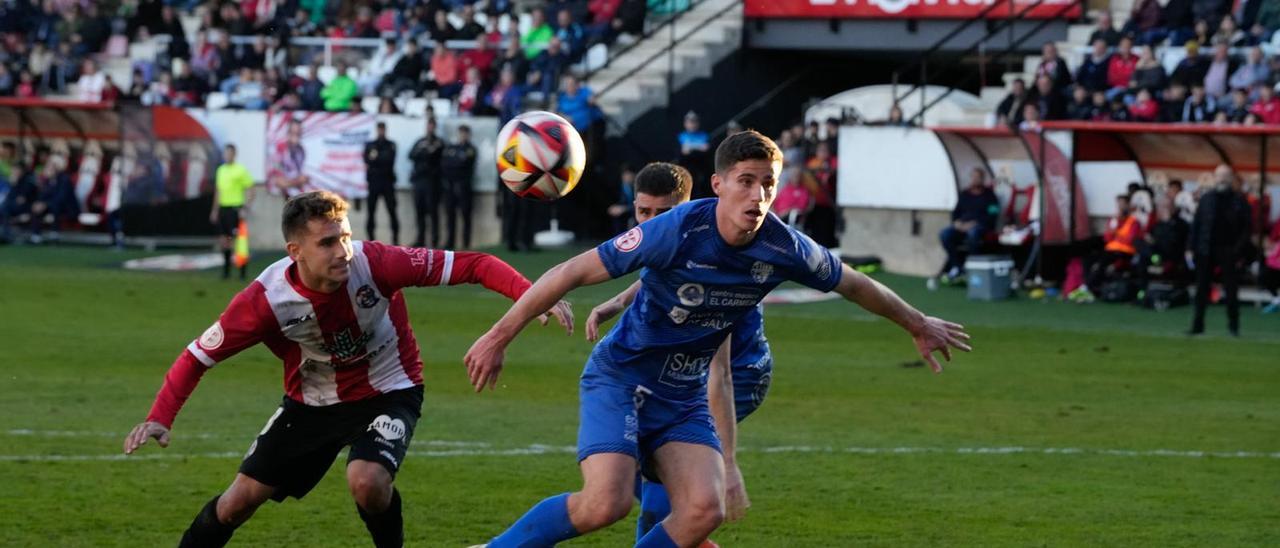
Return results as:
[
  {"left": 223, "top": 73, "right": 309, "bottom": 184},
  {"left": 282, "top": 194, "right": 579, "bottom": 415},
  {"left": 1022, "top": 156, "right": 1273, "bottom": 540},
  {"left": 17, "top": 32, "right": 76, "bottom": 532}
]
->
[
  {"left": 997, "top": 1, "right": 1280, "bottom": 128},
  {"left": 0, "top": 0, "right": 649, "bottom": 115}
]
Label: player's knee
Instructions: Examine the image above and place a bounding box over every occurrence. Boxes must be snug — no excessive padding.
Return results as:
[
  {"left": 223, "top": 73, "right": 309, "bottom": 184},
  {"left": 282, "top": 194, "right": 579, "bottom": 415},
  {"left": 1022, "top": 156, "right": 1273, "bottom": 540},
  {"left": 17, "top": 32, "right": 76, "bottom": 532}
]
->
[
  {"left": 347, "top": 464, "right": 393, "bottom": 512},
  {"left": 676, "top": 493, "right": 724, "bottom": 535},
  {"left": 576, "top": 491, "right": 633, "bottom": 529},
  {"left": 217, "top": 490, "right": 267, "bottom": 526}
]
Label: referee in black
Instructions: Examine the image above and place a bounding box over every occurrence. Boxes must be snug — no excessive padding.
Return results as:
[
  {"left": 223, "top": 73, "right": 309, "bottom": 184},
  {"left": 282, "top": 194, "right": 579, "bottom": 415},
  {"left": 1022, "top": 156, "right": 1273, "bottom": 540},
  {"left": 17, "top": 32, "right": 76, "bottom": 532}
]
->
[{"left": 209, "top": 144, "right": 254, "bottom": 280}]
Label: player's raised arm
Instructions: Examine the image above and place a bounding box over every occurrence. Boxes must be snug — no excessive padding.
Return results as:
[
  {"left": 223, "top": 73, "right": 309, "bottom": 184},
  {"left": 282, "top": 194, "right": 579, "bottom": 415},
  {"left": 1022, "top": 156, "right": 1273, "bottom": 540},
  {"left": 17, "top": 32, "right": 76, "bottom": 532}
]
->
[
  {"left": 585, "top": 279, "right": 641, "bottom": 341},
  {"left": 465, "top": 248, "right": 614, "bottom": 392},
  {"left": 833, "top": 263, "right": 972, "bottom": 373},
  {"left": 362, "top": 241, "right": 573, "bottom": 332},
  {"left": 124, "top": 286, "right": 268, "bottom": 454}
]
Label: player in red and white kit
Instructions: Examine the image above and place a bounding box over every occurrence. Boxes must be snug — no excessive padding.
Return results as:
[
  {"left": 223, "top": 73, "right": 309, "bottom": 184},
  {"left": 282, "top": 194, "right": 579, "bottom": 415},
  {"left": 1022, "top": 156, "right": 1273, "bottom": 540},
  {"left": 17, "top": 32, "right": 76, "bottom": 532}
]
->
[{"left": 123, "top": 191, "right": 572, "bottom": 547}]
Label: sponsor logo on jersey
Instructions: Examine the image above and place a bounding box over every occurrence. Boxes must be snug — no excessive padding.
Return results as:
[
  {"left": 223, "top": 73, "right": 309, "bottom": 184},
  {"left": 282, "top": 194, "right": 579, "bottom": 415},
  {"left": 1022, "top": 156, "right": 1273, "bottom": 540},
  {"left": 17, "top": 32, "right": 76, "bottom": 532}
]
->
[
  {"left": 614, "top": 226, "right": 643, "bottom": 252},
  {"left": 199, "top": 322, "right": 225, "bottom": 350},
  {"left": 677, "top": 283, "right": 705, "bottom": 307},
  {"left": 751, "top": 261, "right": 774, "bottom": 284},
  {"left": 668, "top": 306, "right": 689, "bottom": 324},
  {"left": 658, "top": 351, "right": 713, "bottom": 387},
  {"left": 284, "top": 313, "right": 314, "bottom": 327},
  {"left": 368, "top": 415, "right": 406, "bottom": 441},
  {"left": 685, "top": 260, "right": 717, "bottom": 270},
  {"left": 356, "top": 285, "right": 380, "bottom": 308},
  {"left": 320, "top": 327, "right": 374, "bottom": 364}
]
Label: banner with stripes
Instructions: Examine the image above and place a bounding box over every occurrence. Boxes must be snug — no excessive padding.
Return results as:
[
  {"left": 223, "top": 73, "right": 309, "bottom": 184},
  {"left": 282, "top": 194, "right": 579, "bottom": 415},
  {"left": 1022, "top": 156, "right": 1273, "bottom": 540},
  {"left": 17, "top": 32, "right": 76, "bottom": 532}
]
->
[{"left": 265, "top": 112, "right": 376, "bottom": 199}]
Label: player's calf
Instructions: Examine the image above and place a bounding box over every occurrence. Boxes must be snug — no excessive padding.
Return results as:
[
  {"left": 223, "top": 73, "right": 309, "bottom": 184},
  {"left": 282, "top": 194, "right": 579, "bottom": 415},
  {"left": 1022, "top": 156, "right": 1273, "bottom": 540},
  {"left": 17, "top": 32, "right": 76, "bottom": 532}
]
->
[
  {"left": 348, "top": 460, "right": 403, "bottom": 548},
  {"left": 179, "top": 475, "right": 274, "bottom": 548}
]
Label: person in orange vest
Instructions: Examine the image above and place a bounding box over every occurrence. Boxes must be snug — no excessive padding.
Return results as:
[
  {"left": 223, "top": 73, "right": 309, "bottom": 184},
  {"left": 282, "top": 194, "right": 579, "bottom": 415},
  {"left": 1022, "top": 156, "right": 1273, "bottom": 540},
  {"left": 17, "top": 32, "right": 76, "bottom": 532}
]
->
[{"left": 1079, "top": 194, "right": 1144, "bottom": 301}]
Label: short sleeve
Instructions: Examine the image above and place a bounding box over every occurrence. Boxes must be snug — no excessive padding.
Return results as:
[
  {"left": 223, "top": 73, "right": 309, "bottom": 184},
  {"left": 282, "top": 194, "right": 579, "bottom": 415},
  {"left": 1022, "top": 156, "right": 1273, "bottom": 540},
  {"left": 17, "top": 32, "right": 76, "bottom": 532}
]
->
[
  {"left": 187, "top": 283, "right": 270, "bottom": 367},
  {"left": 595, "top": 208, "right": 684, "bottom": 279},
  {"left": 362, "top": 240, "right": 450, "bottom": 292},
  {"left": 783, "top": 226, "right": 843, "bottom": 293}
]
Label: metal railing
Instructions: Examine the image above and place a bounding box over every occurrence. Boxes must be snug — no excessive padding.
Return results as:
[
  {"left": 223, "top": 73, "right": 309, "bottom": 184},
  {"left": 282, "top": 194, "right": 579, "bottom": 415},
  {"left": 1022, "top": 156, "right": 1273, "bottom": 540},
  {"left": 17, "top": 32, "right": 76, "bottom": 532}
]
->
[
  {"left": 597, "top": 0, "right": 740, "bottom": 101},
  {"left": 905, "top": 0, "right": 1084, "bottom": 126},
  {"left": 889, "top": 0, "right": 1084, "bottom": 125},
  {"left": 583, "top": 0, "right": 711, "bottom": 84}
]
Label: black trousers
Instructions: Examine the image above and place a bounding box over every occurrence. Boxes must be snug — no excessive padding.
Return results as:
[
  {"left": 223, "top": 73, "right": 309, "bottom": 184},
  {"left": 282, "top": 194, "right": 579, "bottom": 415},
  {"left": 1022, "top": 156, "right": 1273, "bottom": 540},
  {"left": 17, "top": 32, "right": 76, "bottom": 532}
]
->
[
  {"left": 411, "top": 177, "right": 443, "bottom": 247},
  {"left": 444, "top": 178, "right": 473, "bottom": 249},
  {"left": 1191, "top": 252, "right": 1240, "bottom": 332},
  {"left": 501, "top": 191, "right": 536, "bottom": 251},
  {"left": 366, "top": 181, "right": 399, "bottom": 244}
]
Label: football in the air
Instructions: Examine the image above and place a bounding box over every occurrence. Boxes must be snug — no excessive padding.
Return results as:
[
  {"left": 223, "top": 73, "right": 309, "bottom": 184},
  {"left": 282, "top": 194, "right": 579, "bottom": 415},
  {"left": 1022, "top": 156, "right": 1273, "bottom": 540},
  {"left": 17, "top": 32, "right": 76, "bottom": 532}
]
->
[{"left": 495, "top": 111, "right": 587, "bottom": 201}]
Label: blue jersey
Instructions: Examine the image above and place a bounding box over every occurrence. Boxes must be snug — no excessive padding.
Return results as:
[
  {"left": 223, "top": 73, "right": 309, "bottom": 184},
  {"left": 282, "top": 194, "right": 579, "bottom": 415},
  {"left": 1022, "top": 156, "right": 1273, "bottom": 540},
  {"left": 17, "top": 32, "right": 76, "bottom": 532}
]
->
[{"left": 593, "top": 198, "right": 841, "bottom": 397}]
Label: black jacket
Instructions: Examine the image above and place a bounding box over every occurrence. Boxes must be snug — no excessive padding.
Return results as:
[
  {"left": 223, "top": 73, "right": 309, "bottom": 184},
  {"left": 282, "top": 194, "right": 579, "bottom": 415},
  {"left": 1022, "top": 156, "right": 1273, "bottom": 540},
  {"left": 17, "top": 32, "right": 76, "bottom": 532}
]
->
[
  {"left": 441, "top": 141, "right": 477, "bottom": 184},
  {"left": 1188, "top": 187, "right": 1251, "bottom": 257},
  {"left": 364, "top": 137, "right": 397, "bottom": 185},
  {"left": 408, "top": 134, "right": 445, "bottom": 183}
]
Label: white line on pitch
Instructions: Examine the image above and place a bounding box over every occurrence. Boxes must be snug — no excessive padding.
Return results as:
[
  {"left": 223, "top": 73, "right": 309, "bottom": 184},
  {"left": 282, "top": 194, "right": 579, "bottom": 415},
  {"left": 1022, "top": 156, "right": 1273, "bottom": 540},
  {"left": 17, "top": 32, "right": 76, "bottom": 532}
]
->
[{"left": 1, "top": 445, "right": 1278, "bottom": 462}]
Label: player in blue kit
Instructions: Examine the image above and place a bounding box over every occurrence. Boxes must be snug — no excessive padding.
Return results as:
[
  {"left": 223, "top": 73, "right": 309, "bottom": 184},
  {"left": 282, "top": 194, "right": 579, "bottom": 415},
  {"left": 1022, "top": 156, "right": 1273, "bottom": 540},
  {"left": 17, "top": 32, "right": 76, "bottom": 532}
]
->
[
  {"left": 582, "top": 161, "right": 768, "bottom": 540},
  {"left": 465, "top": 130, "right": 971, "bottom": 547}
]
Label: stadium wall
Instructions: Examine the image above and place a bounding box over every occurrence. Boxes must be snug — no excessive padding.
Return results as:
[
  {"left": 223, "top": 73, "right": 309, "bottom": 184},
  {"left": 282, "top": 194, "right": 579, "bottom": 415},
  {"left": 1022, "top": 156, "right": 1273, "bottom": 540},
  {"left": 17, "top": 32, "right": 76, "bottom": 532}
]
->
[{"left": 192, "top": 110, "right": 502, "bottom": 250}]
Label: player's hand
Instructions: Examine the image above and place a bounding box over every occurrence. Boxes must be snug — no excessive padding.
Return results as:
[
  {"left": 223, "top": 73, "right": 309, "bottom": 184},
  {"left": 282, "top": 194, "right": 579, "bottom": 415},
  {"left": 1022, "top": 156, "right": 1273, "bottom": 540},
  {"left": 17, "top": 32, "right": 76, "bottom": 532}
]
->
[
  {"left": 911, "top": 316, "right": 972, "bottom": 373},
  {"left": 724, "top": 460, "right": 750, "bottom": 521},
  {"left": 123, "top": 421, "right": 171, "bottom": 454},
  {"left": 209, "top": 212, "right": 218, "bottom": 225},
  {"left": 536, "top": 299, "right": 574, "bottom": 335},
  {"left": 464, "top": 330, "right": 507, "bottom": 392},
  {"left": 585, "top": 299, "right": 624, "bottom": 342}
]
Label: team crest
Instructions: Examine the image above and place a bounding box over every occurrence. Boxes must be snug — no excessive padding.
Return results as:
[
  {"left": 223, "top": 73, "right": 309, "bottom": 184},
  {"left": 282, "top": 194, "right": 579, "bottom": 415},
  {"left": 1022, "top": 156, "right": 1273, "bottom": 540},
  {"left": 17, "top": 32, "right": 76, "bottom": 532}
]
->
[
  {"left": 199, "top": 322, "right": 225, "bottom": 350},
  {"left": 751, "top": 261, "right": 774, "bottom": 283},
  {"left": 668, "top": 306, "right": 689, "bottom": 324},
  {"left": 677, "top": 283, "right": 705, "bottom": 307},
  {"left": 614, "top": 226, "right": 643, "bottom": 252},
  {"left": 356, "top": 285, "right": 380, "bottom": 308}
]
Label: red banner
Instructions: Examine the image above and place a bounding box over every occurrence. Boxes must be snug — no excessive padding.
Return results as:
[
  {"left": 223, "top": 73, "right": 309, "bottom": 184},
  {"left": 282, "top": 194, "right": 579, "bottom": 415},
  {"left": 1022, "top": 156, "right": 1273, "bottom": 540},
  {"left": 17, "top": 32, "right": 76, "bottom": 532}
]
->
[
  {"left": 1021, "top": 130, "right": 1090, "bottom": 244},
  {"left": 744, "top": 0, "right": 1081, "bottom": 19}
]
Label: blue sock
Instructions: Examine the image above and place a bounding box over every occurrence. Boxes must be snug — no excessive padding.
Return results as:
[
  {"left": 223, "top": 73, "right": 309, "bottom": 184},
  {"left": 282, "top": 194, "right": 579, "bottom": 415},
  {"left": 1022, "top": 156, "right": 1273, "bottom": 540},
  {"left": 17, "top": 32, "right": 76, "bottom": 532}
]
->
[
  {"left": 489, "top": 493, "right": 579, "bottom": 548},
  {"left": 635, "top": 523, "right": 678, "bottom": 548},
  {"left": 635, "top": 480, "right": 672, "bottom": 542}
]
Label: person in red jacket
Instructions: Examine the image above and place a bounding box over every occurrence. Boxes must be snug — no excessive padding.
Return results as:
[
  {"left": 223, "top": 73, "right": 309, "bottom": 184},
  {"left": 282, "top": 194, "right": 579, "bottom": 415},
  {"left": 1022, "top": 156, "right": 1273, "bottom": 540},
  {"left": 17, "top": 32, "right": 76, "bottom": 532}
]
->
[
  {"left": 1248, "top": 85, "right": 1280, "bottom": 124},
  {"left": 1107, "top": 36, "right": 1138, "bottom": 98},
  {"left": 122, "top": 191, "right": 573, "bottom": 548},
  {"left": 1128, "top": 88, "right": 1160, "bottom": 121}
]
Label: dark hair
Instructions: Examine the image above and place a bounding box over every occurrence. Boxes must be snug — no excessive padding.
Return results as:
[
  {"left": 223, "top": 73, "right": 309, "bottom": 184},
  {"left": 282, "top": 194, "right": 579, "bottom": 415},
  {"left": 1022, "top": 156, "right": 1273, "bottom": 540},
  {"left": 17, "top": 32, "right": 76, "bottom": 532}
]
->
[
  {"left": 713, "top": 129, "right": 783, "bottom": 175},
  {"left": 376, "top": 121, "right": 386, "bottom": 129},
  {"left": 282, "top": 190, "right": 349, "bottom": 241},
  {"left": 224, "top": 143, "right": 237, "bottom": 153},
  {"left": 1169, "top": 179, "right": 1184, "bottom": 190},
  {"left": 634, "top": 162, "right": 692, "bottom": 201},
  {"left": 458, "top": 124, "right": 471, "bottom": 133}
]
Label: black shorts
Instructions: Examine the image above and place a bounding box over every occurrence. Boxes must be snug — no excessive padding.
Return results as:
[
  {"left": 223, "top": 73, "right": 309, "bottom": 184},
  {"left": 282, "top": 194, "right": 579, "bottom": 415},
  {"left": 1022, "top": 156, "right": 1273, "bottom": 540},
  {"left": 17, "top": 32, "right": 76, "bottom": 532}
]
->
[
  {"left": 239, "top": 386, "right": 423, "bottom": 502},
  {"left": 217, "top": 207, "right": 240, "bottom": 237}
]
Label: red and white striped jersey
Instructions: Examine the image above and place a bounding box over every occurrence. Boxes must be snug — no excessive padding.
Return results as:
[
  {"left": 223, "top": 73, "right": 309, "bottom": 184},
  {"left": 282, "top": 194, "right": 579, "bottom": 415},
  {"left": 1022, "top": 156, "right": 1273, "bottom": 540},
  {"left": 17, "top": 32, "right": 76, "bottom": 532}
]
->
[{"left": 146, "top": 241, "right": 531, "bottom": 427}]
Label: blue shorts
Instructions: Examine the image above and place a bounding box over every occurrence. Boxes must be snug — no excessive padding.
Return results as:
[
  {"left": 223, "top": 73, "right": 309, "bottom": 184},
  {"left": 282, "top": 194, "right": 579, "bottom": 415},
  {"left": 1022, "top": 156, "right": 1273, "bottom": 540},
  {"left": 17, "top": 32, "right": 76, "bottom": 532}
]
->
[
  {"left": 577, "top": 366, "right": 721, "bottom": 481},
  {"left": 732, "top": 354, "right": 773, "bottom": 423}
]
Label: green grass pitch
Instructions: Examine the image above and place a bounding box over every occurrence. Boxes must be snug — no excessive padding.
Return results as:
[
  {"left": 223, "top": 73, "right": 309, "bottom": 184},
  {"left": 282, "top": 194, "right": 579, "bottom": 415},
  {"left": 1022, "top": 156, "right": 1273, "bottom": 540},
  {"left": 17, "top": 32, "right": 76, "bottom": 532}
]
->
[{"left": 0, "top": 245, "right": 1277, "bottom": 546}]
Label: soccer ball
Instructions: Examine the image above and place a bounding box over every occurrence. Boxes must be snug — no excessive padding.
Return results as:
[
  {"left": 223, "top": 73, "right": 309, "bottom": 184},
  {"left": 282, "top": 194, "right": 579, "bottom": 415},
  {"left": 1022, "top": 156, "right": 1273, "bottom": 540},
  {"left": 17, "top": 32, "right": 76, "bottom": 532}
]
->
[{"left": 495, "top": 111, "right": 587, "bottom": 201}]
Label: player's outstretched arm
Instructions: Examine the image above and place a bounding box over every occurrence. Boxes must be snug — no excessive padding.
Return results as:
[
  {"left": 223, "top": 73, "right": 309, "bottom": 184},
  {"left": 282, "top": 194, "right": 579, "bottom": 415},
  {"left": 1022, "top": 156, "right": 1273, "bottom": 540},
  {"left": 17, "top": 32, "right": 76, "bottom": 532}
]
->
[
  {"left": 833, "top": 264, "right": 972, "bottom": 373},
  {"left": 707, "top": 336, "right": 749, "bottom": 521},
  {"left": 123, "top": 352, "right": 208, "bottom": 454},
  {"left": 465, "top": 249, "right": 614, "bottom": 392},
  {"left": 585, "top": 279, "right": 641, "bottom": 341}
]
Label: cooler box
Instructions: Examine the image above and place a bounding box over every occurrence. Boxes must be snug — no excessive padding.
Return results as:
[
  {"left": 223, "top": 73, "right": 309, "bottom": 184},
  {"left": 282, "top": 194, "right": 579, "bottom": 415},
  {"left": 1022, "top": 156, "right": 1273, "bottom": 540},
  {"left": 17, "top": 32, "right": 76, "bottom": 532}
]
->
[{"left": 965, "top": 255, "right": 1014, "bottom": 301}]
